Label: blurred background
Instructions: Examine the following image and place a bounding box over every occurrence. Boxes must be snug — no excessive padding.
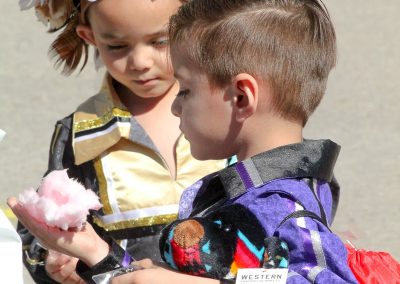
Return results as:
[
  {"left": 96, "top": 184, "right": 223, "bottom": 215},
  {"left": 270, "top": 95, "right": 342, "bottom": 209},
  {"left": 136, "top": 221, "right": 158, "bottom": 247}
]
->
[{"left": 0, "top": 0, "right": 399, "bottom": 283}]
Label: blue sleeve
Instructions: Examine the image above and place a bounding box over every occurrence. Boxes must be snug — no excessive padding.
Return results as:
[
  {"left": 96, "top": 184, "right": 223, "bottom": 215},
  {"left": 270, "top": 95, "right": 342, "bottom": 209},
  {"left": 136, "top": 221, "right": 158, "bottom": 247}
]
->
[
  {"left": 244, "top": 194, "right": 357, "bottom": 284},
  {"left": 277, "top": 217, "right": 357, "bottom": 283}
]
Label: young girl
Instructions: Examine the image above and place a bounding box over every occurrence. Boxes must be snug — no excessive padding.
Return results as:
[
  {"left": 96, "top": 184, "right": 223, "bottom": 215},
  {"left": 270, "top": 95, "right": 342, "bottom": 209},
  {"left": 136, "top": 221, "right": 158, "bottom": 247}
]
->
[{"left": 18, "top": 0, "right": 226, "bottom": 283}]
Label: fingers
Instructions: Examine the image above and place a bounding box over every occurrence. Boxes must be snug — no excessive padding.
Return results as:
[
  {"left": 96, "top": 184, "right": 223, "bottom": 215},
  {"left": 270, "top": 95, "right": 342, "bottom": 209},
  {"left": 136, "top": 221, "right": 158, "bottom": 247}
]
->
[
  {"left": 8, "top": 196, "right": 49, "bottom": 235},
  {"left": 45, "top": 252, "right": 83, "bottom": 283},
  {"left": 7, "top": 196, "right": 36, "bottom": 230},
  {"left": 8, "top": 196, "right": 71, "bottom": 252},
  {"left": 111, "top": 271, "right": 140, "bottom": 284},
  {"left": 7, "top": 196, "right": 23, "bottom": 218},
  {"left": 6, "top": 196, "right": 18, "bottom": 207},
  {"left": 132, "top": 258, "right": 155, "bottom": 269},
  {"left": 46, "top": 250, "right": 72, "bottom": 273}
]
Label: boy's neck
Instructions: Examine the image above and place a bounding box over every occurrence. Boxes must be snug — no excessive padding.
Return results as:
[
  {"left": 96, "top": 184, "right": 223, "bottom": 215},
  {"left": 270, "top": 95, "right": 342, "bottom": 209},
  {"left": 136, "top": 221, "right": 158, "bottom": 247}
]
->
[{"left": 236, "top": 117, "right": 303, "bottom": 161}]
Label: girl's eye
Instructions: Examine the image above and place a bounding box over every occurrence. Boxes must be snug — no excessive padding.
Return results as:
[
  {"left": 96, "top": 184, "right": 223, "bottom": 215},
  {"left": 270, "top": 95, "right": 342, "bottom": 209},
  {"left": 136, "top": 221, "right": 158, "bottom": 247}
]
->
[
  {"left": 107, "top": 44, "right": 127, "bottom": 51},
  {"left": 152, "top": 37, "right": 169, "bottom": 47},
  {"left": 177, "top": 89, "right": 189, "bottom": 98}
]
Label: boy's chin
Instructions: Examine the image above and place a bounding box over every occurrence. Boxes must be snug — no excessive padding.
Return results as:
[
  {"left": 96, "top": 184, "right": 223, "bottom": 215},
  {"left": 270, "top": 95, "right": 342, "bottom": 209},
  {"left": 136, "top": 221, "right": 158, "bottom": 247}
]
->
[
  {"left": 190, "top": 148, "right": 213, "bottom": 161},
  {"left": 191, "top": 152, "right": 210, "bottom": 161},
  {"left": 191, "top": 148, "right": 227, "bottom": 161}
]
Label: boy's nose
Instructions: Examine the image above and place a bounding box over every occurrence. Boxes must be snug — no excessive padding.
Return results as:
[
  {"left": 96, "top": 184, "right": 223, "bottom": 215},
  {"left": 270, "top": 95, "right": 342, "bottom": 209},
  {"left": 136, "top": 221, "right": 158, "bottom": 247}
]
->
[{"left": 171, "top": 97, "right": 182, "bottom": 117}]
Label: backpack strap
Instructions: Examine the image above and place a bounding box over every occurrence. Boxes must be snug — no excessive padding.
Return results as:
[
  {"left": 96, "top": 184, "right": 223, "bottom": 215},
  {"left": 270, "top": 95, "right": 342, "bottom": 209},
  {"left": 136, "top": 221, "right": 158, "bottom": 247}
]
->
[
  {"left": 273, "top": 180, "right": 332, "bottom": 236},
  {"left": 275, "top": 209, "right": 332, "bottom": 235},
  {"left": 195, "top": 188, "right": 308, "bottom": 218},
  {"left": 304, "top": 178, "right": 329, "bottom": 226}
]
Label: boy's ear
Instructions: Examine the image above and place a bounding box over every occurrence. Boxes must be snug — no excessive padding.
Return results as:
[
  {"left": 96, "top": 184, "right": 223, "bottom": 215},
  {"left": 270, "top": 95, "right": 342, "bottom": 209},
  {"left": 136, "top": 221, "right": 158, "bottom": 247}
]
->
[
  {"left": 76, "top": 24, "right": 96, "bottom": 46},
  {"left": 231, "top": 73, "right": 259, "bottom": 123}
]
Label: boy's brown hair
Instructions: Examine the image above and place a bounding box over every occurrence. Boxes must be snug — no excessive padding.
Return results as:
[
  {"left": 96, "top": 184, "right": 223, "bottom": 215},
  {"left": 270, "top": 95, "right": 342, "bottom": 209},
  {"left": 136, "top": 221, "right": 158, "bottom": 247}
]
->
[{"left": 169, "top": 0, "right": 336, "bottom": 125}]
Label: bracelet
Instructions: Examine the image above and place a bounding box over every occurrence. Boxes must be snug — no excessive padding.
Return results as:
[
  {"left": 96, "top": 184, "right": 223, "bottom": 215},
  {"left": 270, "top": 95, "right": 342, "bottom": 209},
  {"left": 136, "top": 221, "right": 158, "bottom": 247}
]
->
[
  {"left": 220, "top": 279, "right": 235, "bottom": 284},
  {"left": 91, "top": 264, "right": 140, "bottom": 284},
  {"left": 76, "top": 241, "right": 133, "bottom": 284}
]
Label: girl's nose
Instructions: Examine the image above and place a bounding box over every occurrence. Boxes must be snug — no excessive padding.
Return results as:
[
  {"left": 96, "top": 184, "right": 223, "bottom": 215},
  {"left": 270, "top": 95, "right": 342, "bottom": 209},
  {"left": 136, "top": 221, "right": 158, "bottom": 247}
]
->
[
  {"left": 129, "top": 45, "right": 153, "bottom": 71},
  {"left": 171, "top": 96, "right": 182, "bottom": 117}
]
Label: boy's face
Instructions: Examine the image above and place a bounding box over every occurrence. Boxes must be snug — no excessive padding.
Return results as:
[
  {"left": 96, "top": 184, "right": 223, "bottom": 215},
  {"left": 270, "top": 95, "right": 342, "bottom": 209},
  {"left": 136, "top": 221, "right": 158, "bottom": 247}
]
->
[
  {"left": 82, "top": 0, "right": 181, "bottom": 98},
  {"left": 171, "top": 50, "right": 238, "bottom": 161}
]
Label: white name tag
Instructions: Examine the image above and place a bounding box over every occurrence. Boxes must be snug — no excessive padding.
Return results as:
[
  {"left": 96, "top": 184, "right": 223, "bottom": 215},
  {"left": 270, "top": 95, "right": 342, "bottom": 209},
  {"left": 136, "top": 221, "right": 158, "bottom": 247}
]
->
[{"left": 236, "top": 268, "right": 288, "bottom": 284}]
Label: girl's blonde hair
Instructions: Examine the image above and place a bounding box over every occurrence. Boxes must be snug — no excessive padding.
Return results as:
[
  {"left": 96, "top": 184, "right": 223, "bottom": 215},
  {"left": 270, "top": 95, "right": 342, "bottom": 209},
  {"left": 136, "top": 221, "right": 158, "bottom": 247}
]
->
[{"left": 26, "top": 0, "right": 186, "bottom": 75}]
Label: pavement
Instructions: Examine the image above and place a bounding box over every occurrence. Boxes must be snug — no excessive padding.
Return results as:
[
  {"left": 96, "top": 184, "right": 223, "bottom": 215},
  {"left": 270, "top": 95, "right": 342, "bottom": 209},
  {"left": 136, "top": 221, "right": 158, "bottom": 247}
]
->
[{"left": 0, "top": 1, "right": 399, "bottom": 283}]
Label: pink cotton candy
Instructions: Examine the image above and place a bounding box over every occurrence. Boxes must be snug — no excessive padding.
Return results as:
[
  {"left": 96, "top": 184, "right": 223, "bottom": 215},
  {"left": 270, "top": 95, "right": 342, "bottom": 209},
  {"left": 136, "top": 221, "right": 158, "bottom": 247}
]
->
[{"left": 18, "top": 169, "right": 102, "bottom": 231}]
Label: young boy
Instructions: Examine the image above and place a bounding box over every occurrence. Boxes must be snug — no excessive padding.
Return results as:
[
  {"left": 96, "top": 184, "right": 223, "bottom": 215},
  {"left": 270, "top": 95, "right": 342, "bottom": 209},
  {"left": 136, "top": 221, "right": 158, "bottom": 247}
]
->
[
  {"left": 17, "top": 0, "right": 226, "bottom": 283},
  {"left": 155, "top": 0, "right": 356, "bottom": 282},
  {"left": 9, "top": 0, "right": 358, "bottom": 283}
]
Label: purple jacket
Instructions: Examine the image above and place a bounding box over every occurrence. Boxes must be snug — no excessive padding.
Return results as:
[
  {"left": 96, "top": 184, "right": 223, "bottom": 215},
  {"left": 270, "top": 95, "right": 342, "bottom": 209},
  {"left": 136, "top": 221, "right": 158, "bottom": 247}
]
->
[{"left": 178, "top": 140, "right": 357, "bottom": 283}]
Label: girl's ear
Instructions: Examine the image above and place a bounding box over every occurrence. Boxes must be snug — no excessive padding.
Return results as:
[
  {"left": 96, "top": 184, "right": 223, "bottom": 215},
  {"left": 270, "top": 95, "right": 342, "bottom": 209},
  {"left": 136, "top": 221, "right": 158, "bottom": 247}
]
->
[
  {"left": 231, "top": 73, "right": 259, "bottom": 123},
  {"left": 76, "top": 25, "right": 96, "bottom": 46}
]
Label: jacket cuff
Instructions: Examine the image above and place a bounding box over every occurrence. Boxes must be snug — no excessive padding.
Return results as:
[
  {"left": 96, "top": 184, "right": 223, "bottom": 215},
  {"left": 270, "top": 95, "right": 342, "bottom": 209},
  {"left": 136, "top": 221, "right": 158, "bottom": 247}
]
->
[{"left": 76, "top": 241, "right": 132, "bottom": 284}]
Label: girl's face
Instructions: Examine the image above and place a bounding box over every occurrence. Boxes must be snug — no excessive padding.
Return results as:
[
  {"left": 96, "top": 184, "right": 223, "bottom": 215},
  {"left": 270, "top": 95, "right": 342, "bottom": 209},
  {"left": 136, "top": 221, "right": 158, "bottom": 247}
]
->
[{"left": 80, "top": 0, "right": 181, "bottom": 98}]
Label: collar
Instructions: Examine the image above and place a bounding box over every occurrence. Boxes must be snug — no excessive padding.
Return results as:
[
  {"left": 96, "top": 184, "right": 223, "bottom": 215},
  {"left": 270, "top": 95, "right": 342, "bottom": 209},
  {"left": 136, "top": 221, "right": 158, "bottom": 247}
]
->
[
  {"left": 189, "top": 139, "right": 340, "bottom": 216},
  {"left": 220, "top": 139, "right": 340, "bottom": 198},
  {"left": 72, "top": 73, "right": 158, "bottom": 165}
]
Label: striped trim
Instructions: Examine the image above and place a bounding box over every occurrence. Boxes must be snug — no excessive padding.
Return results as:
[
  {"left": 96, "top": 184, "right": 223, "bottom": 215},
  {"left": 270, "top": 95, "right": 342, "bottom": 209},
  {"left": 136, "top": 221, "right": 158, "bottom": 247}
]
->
[
  {"left": 93, "top": 213, "right": 178, "bottom": 231},
  {"left": 294, "top": 202, "right": 327, "bottom": 282},
  {"left": 74, "top": 108, "right": 131, "bottom": 133},
  {"left": 93, "top": 154, "right": 180, "bottom": 231},
  {"left": 120, "top": 239, "right": 128, "bottom": 252},
  {"left": 72, "top": 107, "right": 132, "bottom": 164},
  {"left": 242, "top": 159, "right": 263, "bottom": 187},
  {"left": 94, "top": 157, "right": 113, "bottom": 214},
  {"left": 235, "top": 162, "right": 254, "bottom": 189},
  {"left": 50, "top": 123, "right": 62, "bottom": 155},
  {"left": 74, "top": 119, "right": 131, "bottom": 142},
  {"left": 308, "top": 266, "right": 325, "bottom": 282},
  {"left": 100, "top": 153, "right": 120, "bottom": 215},
  {"left": 97, "top": 204, "right": 179, "bottom": 225},
  {"left": 235, "top": 159, "right": 263, "bottom": 189},
  {"left": 295, "top": 202, "right": 306, "bottom": 227},
  {"left": 310, "top": 230, "right": 327, "bottom": 268},
  {"left": 237, "top": 230, "right": 264, "bottom": 260}
]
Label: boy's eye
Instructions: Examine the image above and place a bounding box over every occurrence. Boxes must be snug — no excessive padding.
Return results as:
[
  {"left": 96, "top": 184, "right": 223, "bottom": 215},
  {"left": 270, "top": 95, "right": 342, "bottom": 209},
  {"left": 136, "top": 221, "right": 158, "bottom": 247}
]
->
[{"left": 177, "top": 89, "right": 189, "bottom": 98}]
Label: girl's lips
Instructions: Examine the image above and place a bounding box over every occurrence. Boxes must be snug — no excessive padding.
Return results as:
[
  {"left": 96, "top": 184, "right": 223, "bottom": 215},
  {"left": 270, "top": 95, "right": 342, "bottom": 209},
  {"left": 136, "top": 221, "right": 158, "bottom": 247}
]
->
[{"left": 134, "top": 78, "right": 158, "bottom": 86}]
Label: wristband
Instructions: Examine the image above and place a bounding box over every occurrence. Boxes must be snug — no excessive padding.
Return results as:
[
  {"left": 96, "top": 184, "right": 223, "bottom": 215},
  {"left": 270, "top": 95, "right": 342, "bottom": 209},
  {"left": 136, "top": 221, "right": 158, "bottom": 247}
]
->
[
  {"left": 76, "top": 241, "right": 133, "bottom": 284},
  {"left": 220, "top": 279, "right": 235, "bottom": 284},
  {"left": 91, "top": 264, "right": 140, "bottom": 284}
]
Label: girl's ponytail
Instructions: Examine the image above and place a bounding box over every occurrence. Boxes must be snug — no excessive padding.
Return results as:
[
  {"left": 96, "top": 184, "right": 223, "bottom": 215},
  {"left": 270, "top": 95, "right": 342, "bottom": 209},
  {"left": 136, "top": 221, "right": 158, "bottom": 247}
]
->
[
  {"left": 20, "top": 0, "right": 92, "bottom": 75},
  {"left": 49, "top": 13, "right": 89, "bottom": 75}
]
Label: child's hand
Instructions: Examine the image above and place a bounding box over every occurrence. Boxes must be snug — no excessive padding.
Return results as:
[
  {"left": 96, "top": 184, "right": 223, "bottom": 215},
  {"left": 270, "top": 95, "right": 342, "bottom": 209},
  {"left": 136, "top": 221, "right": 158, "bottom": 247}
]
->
[
  {"left": 111, "top": 259, "right": 220, "bottom": 284},
  {"left": 7, "top": 197, "right": 109, "bottom": 267},
  {"left": 45, "top": 250, "right": 84, "bottom": 284}
]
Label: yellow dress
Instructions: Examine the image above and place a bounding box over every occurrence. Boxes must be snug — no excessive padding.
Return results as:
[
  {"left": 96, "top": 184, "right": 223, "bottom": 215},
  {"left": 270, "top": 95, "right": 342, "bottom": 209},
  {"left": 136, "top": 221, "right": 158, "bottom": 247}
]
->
[
  {"left": 20, "top": 73, "right": 226, "bottom": 281},
  {"left": 72, "top": 74, "right": 226, "bottom": 236}
]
